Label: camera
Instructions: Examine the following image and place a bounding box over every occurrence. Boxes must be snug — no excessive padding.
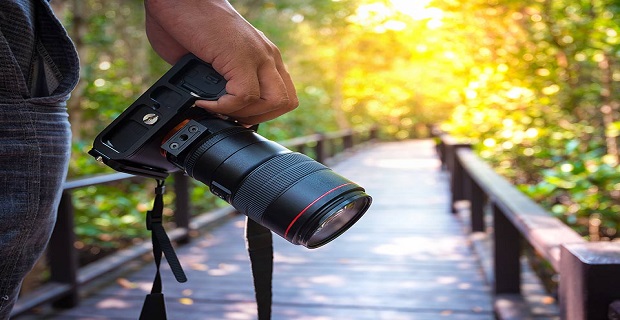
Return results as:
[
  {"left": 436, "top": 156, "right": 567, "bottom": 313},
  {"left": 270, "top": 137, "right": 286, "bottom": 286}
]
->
[{"left": 89, "top": 54, "right": 371, "bottom": 248}]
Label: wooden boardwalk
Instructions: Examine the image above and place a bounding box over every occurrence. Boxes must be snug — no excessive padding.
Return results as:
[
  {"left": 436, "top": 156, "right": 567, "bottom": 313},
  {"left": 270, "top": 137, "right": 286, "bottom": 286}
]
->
[{"left": 19, "top": 140, "right": 494, "bottom": 319}]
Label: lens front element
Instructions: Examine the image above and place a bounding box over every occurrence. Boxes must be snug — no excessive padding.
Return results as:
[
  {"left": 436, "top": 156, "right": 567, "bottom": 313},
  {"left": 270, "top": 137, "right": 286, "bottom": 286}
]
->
[{"left": 305, "top": 194, "right": 371, "bottom": 248}]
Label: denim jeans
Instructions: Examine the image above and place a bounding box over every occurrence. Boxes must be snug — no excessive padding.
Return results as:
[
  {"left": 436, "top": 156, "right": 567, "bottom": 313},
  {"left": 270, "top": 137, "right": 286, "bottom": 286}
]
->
[{"left": 0, "top": 1, "right": 79, "bottom": 318}]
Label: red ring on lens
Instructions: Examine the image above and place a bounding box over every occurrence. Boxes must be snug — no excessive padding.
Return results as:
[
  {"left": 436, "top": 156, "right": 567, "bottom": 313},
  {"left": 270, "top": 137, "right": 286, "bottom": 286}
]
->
[{"left": 283, "top": 183, "right": 353, "bottom": 238}]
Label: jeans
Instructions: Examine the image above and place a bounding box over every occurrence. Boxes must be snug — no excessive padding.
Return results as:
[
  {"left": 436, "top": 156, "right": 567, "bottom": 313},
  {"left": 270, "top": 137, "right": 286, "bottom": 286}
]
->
[{"left": 0, "top": 1, "right": 79, "bottom": 318}]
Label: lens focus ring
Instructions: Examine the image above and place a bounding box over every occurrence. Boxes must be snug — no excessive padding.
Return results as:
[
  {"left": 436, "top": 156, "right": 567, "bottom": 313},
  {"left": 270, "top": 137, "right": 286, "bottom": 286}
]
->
[{"left": 233, "top": 153, "right": 328, "bottom": 222}]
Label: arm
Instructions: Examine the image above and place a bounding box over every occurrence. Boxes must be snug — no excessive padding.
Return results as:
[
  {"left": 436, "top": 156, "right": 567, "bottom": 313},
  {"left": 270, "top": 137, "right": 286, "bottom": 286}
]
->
[{"left": 144, "top": 0, "right": 298, "bottom": 124}]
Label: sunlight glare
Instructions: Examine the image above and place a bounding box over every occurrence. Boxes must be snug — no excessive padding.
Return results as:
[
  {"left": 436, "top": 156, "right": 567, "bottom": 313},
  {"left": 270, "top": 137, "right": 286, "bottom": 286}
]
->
[
  {"left": 348, "top": 1, "right": 444, "bottom": 31},
  {"left": 390, "top": 0, "right": 444, "bottom": 28}
]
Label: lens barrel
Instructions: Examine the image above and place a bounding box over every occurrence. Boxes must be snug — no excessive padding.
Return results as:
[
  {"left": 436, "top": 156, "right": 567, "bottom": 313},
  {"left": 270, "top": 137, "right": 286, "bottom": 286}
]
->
[{"left": 165, "top": 117, "right": 371, "bottom": 248}]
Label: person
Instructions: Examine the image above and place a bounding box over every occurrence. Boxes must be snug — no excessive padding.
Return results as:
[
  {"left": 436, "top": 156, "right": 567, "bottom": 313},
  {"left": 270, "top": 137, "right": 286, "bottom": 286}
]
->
[{"left": 0, "top": 0, "right": 298, "bottom": 318}]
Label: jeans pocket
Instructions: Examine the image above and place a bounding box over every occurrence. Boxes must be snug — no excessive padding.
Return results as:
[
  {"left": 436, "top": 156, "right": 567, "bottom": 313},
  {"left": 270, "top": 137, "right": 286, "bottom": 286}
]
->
[
  {"left": 26, "top": 0, "right": 80, "bottom": 105},
  {"left": 0, "top": 30, "right": 30, "bottom": 99}
]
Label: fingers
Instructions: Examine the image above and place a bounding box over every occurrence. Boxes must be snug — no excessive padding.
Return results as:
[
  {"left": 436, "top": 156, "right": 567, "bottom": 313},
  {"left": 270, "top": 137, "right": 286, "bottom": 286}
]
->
[
  {"left": 195, "top": 59, "right": 298, "bottom": 125},
  {"left": 273, "top": 50, "right": 299, "bottom": 114},
  {"left": 144, "top": 0, "right": 299, "bottom": 124}
]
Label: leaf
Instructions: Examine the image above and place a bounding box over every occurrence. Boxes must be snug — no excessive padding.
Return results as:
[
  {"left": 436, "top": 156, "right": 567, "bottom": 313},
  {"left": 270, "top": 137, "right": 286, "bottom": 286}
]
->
[{"left": 544, "top": 175, "right": 577, "bottom": 189}]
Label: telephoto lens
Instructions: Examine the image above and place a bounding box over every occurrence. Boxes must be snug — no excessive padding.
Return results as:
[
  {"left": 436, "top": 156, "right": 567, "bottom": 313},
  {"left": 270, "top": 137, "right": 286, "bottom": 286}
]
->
[{"left": 162, "top": 116, "right": 372, "bottom": 248}]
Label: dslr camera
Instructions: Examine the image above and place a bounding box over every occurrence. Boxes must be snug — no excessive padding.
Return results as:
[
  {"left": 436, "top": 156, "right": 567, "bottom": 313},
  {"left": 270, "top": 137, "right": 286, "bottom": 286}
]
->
[{"left": 89, "top": 54, "right": 371, "bottom": 248}]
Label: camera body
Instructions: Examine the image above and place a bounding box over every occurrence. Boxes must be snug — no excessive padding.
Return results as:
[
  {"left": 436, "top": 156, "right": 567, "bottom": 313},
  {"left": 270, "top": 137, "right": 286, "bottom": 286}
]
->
[
  {"left": 89, "top": 54, "right": 227, "bottom": 179},
  {"left": 89, "top": 54, "right": 372, "bottom": 248}
]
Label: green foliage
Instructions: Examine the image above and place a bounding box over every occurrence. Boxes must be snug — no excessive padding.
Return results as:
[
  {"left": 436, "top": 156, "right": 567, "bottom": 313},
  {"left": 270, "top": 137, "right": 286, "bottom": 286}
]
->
[
  {"left": 72, "top": 181, "right": 154, "bottom": 248},
  {"left": 60, "top": 0, "right": 620, "bottom": 250},
  {"left": 441, "top": 0, "right": 620, "bottom": 240},
  {"left": 519, "top": 143, "right": 620, "bottom": 239}
]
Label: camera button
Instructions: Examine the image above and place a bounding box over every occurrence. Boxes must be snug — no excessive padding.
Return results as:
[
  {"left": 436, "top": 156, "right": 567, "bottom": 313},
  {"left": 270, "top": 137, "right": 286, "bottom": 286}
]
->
[{"left": 210, "top": 181, "right": 231, "bottom": 201}]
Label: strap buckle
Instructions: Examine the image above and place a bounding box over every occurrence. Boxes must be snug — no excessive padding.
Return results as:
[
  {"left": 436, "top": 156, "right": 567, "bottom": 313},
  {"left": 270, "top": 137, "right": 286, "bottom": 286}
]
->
[{"left": 146, "top": 210, "right": 162, "bottom": 231}]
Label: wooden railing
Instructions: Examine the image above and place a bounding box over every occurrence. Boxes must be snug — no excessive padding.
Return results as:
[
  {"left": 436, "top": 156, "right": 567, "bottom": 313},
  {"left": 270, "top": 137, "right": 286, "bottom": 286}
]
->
[
  {"left": 12, "top": 126, "right": 377, "bottom": 317},
  {"left": 436, "top": 131, "right": 620, "bottom": 320}
]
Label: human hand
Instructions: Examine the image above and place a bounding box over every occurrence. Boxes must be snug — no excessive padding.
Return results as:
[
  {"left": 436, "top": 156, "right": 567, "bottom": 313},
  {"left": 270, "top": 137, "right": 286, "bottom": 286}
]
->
[{"left": 144, "top": 0, "right": 298, "bottom": 125}]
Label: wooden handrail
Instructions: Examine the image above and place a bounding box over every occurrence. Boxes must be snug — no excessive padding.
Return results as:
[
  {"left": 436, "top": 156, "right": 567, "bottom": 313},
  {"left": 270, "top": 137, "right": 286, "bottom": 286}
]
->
[
  {"left": 435, "top": 131, "right": 620, "bottom": 320},
  {"left": 62, "top": 172, "right": 138, "bottom": 190},
  {"left": 456, "top": 148, "right": 584, "bottom": 270},
  {"left": 12, "top": 126, "right": 377, "bottom": 317}
]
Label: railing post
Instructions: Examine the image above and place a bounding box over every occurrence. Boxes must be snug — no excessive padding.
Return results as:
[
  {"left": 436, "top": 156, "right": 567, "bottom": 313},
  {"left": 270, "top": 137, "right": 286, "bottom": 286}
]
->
[
  {"left": 492, "top": 203, "right": 521, "bottom": 295},
  {"left": 436, "top": 140, "right": 446, "bottom": 170},
  {"left": 448, "top": 143, "right": 471, "bottom": 213},
  {"left": 559, "top": 242, "right": 620, "bottom": 320},
  {"left": 48, "top": 191, "right": 79, "bottom": 308},
  {"left": 173, "top": 172, "right": 191, "bottom": 244},
  {"left": 369, "top": 126, "right": 378, "bottom": 141},
  {"left": 297, "top": 144, "right": 306, "bottom": 155},
  {"left": 343, "top": 129, "right": 354, "bottom": 150},
  {"left": 315, "top": 134, "right": 326, "bottom": 163},
  {"left": 355, "top": 128, "right": 365, "bottom": 146},
  {"left": 465, "top": 173, "right": 485, "bottom": 232}
]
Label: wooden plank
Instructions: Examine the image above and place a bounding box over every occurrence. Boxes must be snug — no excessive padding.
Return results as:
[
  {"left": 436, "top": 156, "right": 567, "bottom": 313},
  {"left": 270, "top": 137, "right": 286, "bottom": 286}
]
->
[
  {"left": 495, "top": 294, "right": 534, "bottom": 320},
  {"left": 18, "top": 141, "right": 495, "bottom": 320}
]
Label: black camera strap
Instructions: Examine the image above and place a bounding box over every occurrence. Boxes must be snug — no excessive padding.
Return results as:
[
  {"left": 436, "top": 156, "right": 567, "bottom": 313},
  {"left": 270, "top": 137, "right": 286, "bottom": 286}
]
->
[
  {"left": 137, "top": 180, "right": 273, "bottom": 319},
  {"left": 139, "top": 180, "right": 187, "bottom": 320},
  {"left": 244, "top": 123, "right": 274, "bottom": 320},
  {"left": 245, "top": 217, "right": 274, "bottom": 320}
]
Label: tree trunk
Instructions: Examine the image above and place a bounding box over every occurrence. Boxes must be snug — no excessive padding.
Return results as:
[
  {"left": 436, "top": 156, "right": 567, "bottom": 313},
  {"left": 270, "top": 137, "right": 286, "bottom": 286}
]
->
[
  {"left": 66, "top": 0, "right": 89, "bottom": 142},
  {"left": 599, "top": 53, "right": 619, "bottom": 164}
]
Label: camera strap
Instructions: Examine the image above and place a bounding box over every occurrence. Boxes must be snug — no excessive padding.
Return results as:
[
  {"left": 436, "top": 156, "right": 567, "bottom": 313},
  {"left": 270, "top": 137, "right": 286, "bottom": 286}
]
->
[
  {"left": 243, "top": 123, "right": 274, "bottom": 319},
  {"left": 245, "top": 217, "right": 274, "bottom": 320},
  {"left": 136, "top": 179, "right": 273, "bottom": 319},
  {"left": 139, "top": 180, "right": 187, "bottom": 320}
]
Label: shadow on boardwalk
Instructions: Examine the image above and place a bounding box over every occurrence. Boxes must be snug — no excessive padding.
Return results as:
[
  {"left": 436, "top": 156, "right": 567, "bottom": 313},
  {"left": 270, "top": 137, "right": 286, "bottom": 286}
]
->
[{"left": 19, "top": 140, "right": 494, "bottom": 319}]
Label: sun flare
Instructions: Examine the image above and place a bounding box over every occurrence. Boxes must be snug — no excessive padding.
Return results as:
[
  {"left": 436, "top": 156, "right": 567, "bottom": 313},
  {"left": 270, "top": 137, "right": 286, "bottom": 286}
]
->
[
  {"left": 348, "top": 0, "right": 444, "bottom": 31},
  {"left": 390, "top": 0, "right": 444, "bottom": 28}
]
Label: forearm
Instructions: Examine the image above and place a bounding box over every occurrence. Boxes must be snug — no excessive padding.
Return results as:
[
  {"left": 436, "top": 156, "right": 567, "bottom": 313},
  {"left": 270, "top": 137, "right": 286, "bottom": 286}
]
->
[{"left": 144, "top": 0, "right": 261, "bottom": 65}]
